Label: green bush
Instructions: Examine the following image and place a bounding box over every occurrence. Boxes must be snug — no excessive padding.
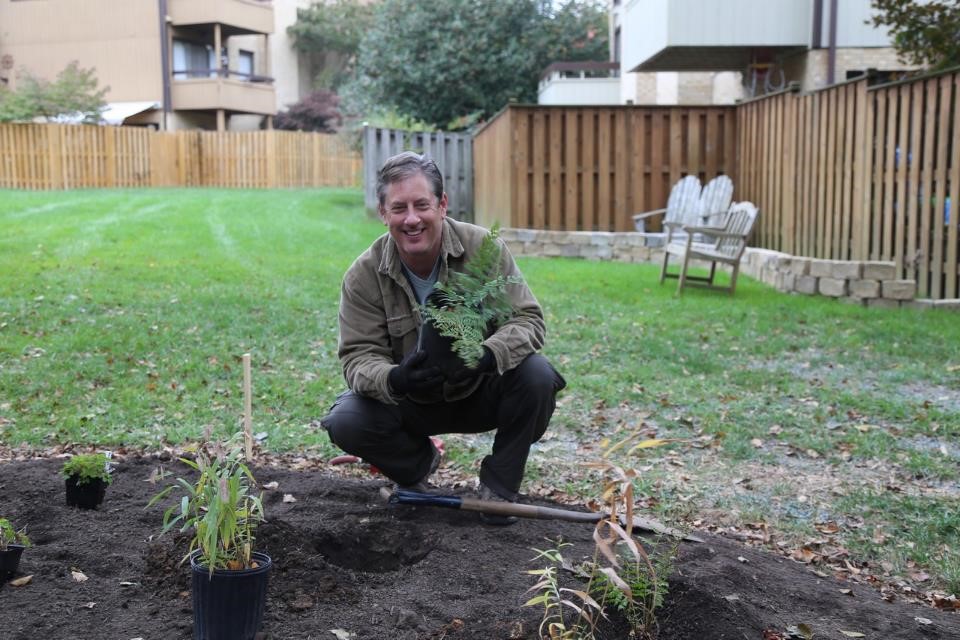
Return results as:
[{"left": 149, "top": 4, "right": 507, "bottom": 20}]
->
[
  {"left": 149, "top": 439, "right": 265, "bottom": 574},
  {"left": 0, "top": 518, "right": 31, "bottom": 551},
  {"left": 61, "top": 453, "right": 113, "bottom": 486}
]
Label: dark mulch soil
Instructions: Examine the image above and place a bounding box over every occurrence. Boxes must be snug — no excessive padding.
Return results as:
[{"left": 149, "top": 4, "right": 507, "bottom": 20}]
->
[{"left": 1, "top": 454, "right": 957, "bottom": 640}]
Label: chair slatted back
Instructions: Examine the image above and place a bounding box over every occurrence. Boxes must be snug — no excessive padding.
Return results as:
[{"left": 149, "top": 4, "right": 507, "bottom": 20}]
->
[
  {"left": 665, "top": 175, "right": 703, "bottom": 227},
  {"left": 714, "top": 202, "right": 758, "bottom": 258},
  {"left": 698, "top": 175, "right": 734, "bottom": 223}
]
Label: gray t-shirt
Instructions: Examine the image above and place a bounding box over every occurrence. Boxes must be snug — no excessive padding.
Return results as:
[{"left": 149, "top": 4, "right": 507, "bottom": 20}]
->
[{"left": 401, "top": 257, "right": 441, "bottom": 304}]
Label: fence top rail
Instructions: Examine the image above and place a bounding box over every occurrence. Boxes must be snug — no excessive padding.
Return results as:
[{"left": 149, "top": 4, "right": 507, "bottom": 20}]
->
[{"left": 867, "top": 64, "right": 960, "bottom": 92}]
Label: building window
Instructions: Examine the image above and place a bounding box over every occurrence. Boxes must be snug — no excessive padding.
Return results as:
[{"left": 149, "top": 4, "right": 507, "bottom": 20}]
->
[
  {"left": 238, "top": 50, "right": 254, "bottom": 80},
  {"left": 172, "top": 39, "right": 215, "bottom": 79},
  {"left": 614, "top": 27, "right": 621, "bottom": 63}
]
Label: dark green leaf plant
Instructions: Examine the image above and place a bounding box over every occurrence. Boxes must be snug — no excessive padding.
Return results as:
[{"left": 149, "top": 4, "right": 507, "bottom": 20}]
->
[
  {"left": 148, "top": 438, "right": 265, "bottom": 575},
  {"left": 61, "top": 452, "right": 114, "bottom": 486},
  {"left": 0, "top": 518, "right": 31, "bottom": 551},
  {"left": 422, "top": 223, "right": 521, "bottom": 369}
]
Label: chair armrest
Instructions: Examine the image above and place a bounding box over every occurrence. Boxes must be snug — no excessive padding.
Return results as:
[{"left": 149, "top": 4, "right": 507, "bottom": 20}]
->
[
  {"left": 631, "top": 208, "right": 667, "bottom": 221},
  {"left": 683, "top": 225, "right": 748, "bottom": 239}
]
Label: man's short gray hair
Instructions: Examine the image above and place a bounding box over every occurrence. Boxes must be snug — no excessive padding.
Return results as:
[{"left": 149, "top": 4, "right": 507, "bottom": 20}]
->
[{"left": 376, "top": 151, "right": 444, "bottom": 207}]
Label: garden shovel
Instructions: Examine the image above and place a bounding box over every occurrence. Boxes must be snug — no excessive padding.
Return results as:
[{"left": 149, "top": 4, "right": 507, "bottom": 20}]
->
[{"left": 379, "top": 487, "right": 704, "bottom": 543}]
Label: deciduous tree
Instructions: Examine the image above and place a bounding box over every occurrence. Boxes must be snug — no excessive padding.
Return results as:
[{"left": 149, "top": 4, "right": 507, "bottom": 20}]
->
[
  {"left": 870, "top": 0, "right": 960, "bottom": 70},
  {"left": 274, "top": 89, "right": 342, "bottom": 132},
  {"left": 348, "top": 0, "right": 608, "bottom": 128},
  {"left": 0, "top": 61, "right": 108, "bottom": 123}
]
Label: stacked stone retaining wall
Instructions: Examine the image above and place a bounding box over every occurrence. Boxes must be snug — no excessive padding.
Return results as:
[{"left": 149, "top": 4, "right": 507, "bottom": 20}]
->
[{"left": 500, "top": 228, "right": 960, "bottom": 310}]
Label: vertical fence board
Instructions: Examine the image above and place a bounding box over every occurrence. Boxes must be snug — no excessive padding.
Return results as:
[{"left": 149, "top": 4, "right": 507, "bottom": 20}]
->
[
  {"left": 932, "top": 75, "right": 952, "bottom": 299},
  {"left": 948, "top": 74, "right": 960, "bottom": 298},
  {"left": 564, "top": 110, "right": 579, "bottom": 230}
]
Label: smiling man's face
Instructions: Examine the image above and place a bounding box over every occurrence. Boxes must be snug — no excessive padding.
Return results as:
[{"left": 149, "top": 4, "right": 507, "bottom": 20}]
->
[{"left": 379, "top": 172, "right": 447, "bottom": 277}]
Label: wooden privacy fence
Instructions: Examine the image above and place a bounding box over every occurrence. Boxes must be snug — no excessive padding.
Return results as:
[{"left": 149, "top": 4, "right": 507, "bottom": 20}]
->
[
  {"left": 0, "top": 123, "right": 362, "bottom": 190},
  {"left": 473, "top": 105, "right": 737, "bottom": 232},
  {"left": 362, "top": 126, "right": 473, "bottom": 222},
  {"left": 737, "top": 68, "right": 959, "bottom": 299}
]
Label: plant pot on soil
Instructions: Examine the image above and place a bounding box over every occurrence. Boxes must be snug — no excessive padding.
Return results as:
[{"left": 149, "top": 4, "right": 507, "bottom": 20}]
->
[
  {"left": 190, "top": 551, "right": 272, "bottom": 640},
  {"left": 65, "top": 476, "right": 108, "bottom": 509},
  {"left": 0, "top": 544, "right": 25, "bottom": 583}
]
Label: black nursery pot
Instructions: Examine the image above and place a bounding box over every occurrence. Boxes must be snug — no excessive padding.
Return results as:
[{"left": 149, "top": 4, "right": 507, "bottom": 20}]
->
[
  {"left": 0, "top": 544, "right": 25, "bottom": 583},
  {"left": 190, "top": 551, "right": 272, "bottom": 640},
  {"left": 64, "top": 476, "right": 107, "bottom": 509},
  {"left": 417, "top": 315, "right": 467, "bottom": 378}
]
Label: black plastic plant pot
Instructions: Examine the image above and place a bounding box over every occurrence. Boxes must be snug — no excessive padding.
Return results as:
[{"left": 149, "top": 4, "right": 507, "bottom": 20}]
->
[
  {"left": 417, "top": 316, "right": 467, "bottom": 378},
  {"left": 190, "top": 551, "right": 272, "bottom": 640},
  {"left": 65, "top": 476, "right": 107, "bottom": 509},
  {"left": 0, "top": 544, "right": 26, "bottom": 583}
]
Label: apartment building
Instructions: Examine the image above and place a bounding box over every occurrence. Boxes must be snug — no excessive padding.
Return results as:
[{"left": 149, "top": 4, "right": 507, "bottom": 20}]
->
[
  {"left": 613, "top": 0, "right": 917, "bottom": 104},
  {"left": 0, "top": 0, "right": 279, "bottom": 130},
  {"left": 540, "top": 0, "right": 917, "bottom": 107}
]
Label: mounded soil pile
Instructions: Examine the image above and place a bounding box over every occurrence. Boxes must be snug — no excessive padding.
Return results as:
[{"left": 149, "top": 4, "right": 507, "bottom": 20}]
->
[{"left": 1, "top": 454, "right": 956, "bottom": 640}]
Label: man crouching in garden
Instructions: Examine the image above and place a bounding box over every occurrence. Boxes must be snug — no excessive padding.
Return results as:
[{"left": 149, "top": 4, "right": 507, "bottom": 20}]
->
[{"left": 322, "top": 151, "right": 565, "bottom": 525}]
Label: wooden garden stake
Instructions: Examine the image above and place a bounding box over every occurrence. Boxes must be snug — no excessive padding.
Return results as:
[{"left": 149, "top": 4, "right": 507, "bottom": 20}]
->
[{"left": 242, "top": 353, "right": 253, "bottom": 461}]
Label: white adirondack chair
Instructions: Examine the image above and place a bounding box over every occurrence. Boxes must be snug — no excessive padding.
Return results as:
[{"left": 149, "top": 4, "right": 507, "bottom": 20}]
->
[
  {"left": 663, "top": 175, "right": 734, "bottom": 245},
  {"left": 659, "top": 201, "right": 759, "bottom": 295},
  {"left": 632, "top": 175, "right": 701, "bottom": 247},
  {"left": 698, "top": 175, "right": 734, "bottom": 225}
]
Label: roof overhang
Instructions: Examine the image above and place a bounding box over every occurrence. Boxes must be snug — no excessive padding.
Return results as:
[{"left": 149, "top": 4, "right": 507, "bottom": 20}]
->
[
  {"left": 102, "top": 101, "right": 161, "bottom": 126},
  {"left": 632, "top": 46, "right": 807, "bottom": 72}
]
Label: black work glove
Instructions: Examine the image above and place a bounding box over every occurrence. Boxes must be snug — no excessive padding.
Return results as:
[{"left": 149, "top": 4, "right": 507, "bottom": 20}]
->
[
  {"left": 388, "top": 350, "right": 446, "bottom": 396},
  {"left": 450, "top": 346, "right": 496, "bottom": 383}
]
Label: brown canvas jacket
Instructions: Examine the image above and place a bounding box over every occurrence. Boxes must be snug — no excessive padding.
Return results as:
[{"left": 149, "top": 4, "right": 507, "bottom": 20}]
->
[{"left": 337, "top": 218, "right": 545, "bottom": 404}]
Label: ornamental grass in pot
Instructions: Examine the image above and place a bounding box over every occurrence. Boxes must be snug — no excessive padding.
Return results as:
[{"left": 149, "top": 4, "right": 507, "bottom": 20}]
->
[
  {"left": 61, "top": 452, "right": 113, "bottom": 509},
  {"left": 0, "top": 517, "right": 31, "bottom": 584},
  {"left": 420, "top": 223, "right": 521, "bottom": 376},
  {"left": 148, "top": 439, "right": 270, "bottom": 640}
]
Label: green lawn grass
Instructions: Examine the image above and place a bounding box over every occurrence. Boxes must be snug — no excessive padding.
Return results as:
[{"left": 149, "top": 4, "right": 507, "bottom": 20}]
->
[{"left": 2, "top": 188, "right": 959, "bottom": 595}]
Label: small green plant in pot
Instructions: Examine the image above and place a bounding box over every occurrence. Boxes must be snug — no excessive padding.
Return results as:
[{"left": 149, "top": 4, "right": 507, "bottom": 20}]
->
[
  {"left": 0, "top": 518, "right": 31, "bottom": 584},
  {"left": 148, "top": 439, "right": 270, "bottom": 640},
  {"left": 420, "top": 223, "right": 521, "bottom": 375},
  {"left": 61, "top": 452, "right": 113, "bottom": 509}
]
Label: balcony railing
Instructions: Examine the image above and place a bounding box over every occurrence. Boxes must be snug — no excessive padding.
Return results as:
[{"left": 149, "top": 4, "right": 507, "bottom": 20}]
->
[{"left": 172, "top": 67, "right": 274, "bottom": 83}]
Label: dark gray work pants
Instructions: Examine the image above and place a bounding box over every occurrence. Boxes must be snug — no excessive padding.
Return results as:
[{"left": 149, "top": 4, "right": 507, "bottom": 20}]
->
[{"left": 321, "top": 353, "right": 565, "bottom": 501}]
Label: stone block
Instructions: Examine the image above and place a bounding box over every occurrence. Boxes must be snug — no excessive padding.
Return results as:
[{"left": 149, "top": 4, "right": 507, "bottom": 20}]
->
[
  {"left": 818, "top": 277, "right": 848, "bottom": 297},
  {"left": 868, "top": 298, "right": 902, "bottom": 309},
  {"left": 542, "top": 243, "right": 563, "bottom": 257},
  {"left": 789, "top": 257, "right": 811, "bottom": 276},
  {"left": 862, "top": 261, "right": 896, "bottom": 280},
  {"left": 881, "top": 280, "right": 916, "bottom": 300},
  {"left": 831, "top": 261, "right": 862, "bottom": 280},
  {"left": 808, "top": 259, "right": 833, "bottom": 278},
  {"left": 560, "top": 243, "right": 581, "bottom": 258},
  {"left": 509, "top": 228, "right": 538, "bottom": 243},
  {"left": 794, "top": 275, "right": 818, "bottom": 295},
  {"left": 589, "top": 232, "right": 614, "bottom": 246},
  {"left": 777, "top": 272, "right": 796, "bottom": 292},
  {"left": 612, "top": 233, "right": 644, "bottom": 247},
  {"left": 848, "top": 279, "right": 880, "bottom": 299},
  {"left": 579, "top": 244, "right": 613, "bottom": 260},
  {"left": 933, "top": 299, "right": 960, "bottom": 310},
  {"left": 503, "top": 240, "right": 524, "bottom": 255}
]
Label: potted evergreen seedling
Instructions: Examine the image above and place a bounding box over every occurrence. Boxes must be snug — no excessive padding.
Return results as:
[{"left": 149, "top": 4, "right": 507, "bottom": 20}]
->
[
  {"left": 0, "top": 518, "right": 31, "bottom": 584},
  {"left": 420, "top": 223, "right": 521, "bottom": 376},
  {"left": 61, "top": 452, "right": 113, "bottom": 509},
  {"left": 148, "top": 439, "right": 270, "bottom": 640}
]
